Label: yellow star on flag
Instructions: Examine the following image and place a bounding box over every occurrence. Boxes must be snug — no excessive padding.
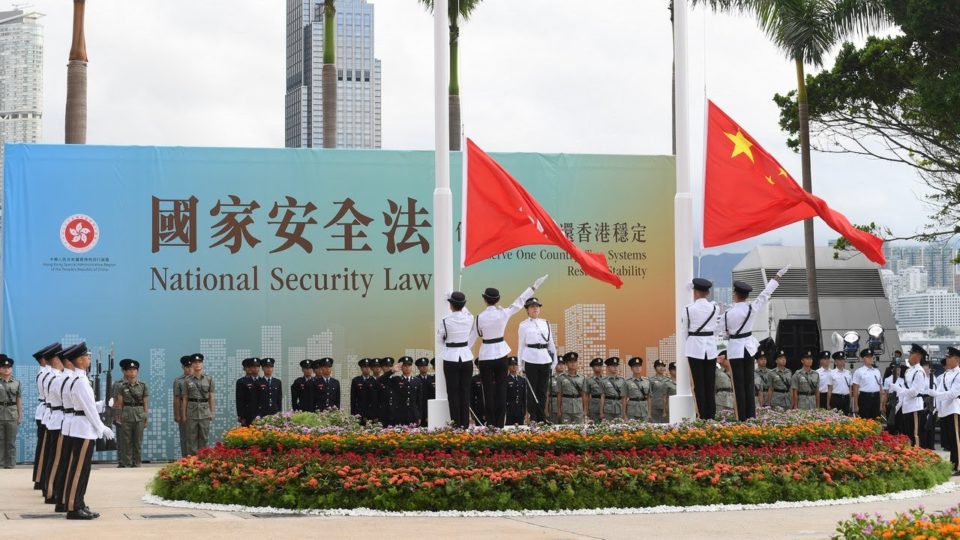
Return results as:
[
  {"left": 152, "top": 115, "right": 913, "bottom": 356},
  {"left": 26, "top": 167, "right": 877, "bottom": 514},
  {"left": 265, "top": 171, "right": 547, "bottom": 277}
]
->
[
  {"left": 778, "top": 167, "right": 788, "bottom": 178},
  {"left": 765, "top": 175, "right": 774, "bottom": 185},
  {"left": 724, "top": 130, "right": 755, "bottom": 163}
]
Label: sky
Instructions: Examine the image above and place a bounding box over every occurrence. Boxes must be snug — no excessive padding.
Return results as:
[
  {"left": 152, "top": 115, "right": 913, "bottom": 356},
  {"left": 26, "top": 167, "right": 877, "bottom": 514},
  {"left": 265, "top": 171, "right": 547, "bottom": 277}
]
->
[{"left": 20, "top": 0, "right": 934, "bottom": 254}]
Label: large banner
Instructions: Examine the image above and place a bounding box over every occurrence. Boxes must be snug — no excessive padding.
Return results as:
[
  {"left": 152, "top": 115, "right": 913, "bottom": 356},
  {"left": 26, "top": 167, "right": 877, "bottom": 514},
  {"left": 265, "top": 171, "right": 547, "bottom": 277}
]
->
[{"left": 4, "top": 144, "right": 674, "bottom": 462}]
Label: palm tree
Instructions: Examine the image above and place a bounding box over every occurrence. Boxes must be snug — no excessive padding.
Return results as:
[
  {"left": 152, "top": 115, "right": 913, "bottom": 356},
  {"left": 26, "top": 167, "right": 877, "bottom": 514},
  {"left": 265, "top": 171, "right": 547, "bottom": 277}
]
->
[
  {"left": 66, "top": 0, "right": 87, "bottom": 144},
  {"left": 322, "top": 1, "right": 337, "bottom": 148},
  {"left": 690, "top": 0, "right": 888, "bottom": 324},
  {"left": 418, "top": 0, "right": 483, "bottom": 151}
]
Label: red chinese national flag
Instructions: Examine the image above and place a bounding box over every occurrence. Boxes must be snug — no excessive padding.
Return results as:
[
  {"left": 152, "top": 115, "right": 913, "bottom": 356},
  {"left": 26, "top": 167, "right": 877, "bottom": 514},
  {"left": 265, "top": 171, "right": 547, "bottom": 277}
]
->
[
  {"left": 463, "top": 139, "right": 623, "bottom": 288},
  {"left": 704, "top": 101, "right": 885, "bottom": 264}
]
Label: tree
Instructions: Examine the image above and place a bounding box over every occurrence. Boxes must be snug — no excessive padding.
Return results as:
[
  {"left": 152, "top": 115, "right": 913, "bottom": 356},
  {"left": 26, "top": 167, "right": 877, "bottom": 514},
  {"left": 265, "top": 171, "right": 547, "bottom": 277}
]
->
[
  {"left": 322, "top": 1, "right": 337, "bottom": 149},
  {"left": 775, "top": 0, "right": 960, "bottom": 241},
  {"left": 690, "top": 0, "right": 889, "bottom": 324},
  {"left": 66, "top": 0, "right": 88, "bottom": 144},
  {"left": 418, "top": 0, "right": 483, "bottom": 151}
]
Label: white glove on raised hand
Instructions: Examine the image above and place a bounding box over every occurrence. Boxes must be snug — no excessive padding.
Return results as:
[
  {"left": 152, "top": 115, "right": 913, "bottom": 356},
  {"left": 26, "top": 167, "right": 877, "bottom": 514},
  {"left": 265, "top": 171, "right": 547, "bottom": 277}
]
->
[
  {"left": 776, "top": 264, "right": 791, "bottom": 278},
  {"left": 533, "top": 274, "right": 549, "bottom": 290},
  {"left": 100, "top": 426, "right": 116, "bottom": 440}
]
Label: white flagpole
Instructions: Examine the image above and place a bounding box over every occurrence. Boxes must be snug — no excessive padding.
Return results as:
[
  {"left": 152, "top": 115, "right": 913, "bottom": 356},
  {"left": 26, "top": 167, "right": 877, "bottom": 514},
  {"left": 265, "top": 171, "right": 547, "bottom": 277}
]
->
[
  {"left": 428, "top": 0, "right": 453, "bottom": 428},
  {"left": 669, "top": 0, "right": 697, "bottom": 423}
]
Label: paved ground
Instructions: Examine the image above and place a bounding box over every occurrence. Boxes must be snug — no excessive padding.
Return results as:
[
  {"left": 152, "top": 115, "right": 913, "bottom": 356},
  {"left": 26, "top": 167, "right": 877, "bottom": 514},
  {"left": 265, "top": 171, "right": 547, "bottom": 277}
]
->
[{"left": 1, "top": 464, "right": 958, "bottom": 540}]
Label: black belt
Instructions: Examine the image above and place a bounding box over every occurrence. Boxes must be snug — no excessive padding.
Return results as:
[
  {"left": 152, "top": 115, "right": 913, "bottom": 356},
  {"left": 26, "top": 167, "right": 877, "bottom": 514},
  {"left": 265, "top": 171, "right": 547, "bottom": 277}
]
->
[
  {"left": 729, "top": 332, "right": 752, "bottom": 339},
  {"left": 799, "top": 391, "right": 814, "bottom": 396},
  {"left": 562, "top": 394, "right": 580, "bottom": 398},
  {"left": 49, "top": 405, "right": 63, "bottom": 410},
  {"left": 832, "top": 393, "right": 850, "bottom": 397},
  {"left": 527, "top": 343, "right": 549, "bottom": 349},
  {"left": 591, "top": 394, "right": 602, "bottom": 399},
  {"left": 629, "top": 397, "right": 647, "bottom": 402},
  {"left": 688, "top": 332, "right": 713, "bottom": 337},
  {"left": 774, "top": 390, "right": 789, "bottom": 393},
  {"left": 859, "top": 391, "right": 881, "bottom": 396},
  {"left": 0, "top": 402, "right": 15, "bottom": 406},
  {"left": 39, "top": 399, "right": 45, "bottom": 403},
  {"left": 64, "top": 408, "right": 75, "bottom": 413},
  {"left": 74, "top": 411, "right": 85, "bottom": 416},
  {"left": 45, "top": 403, "right": 51, "bottom": 408},
  {"left": 188, "top": 398, "right": 207, "bottom": 402},
  {"left": 482, "top": 337, "right": 504, "bottom": 344},
  {"left": 445, "top": 342, "right": 468, "bottom": 347}
]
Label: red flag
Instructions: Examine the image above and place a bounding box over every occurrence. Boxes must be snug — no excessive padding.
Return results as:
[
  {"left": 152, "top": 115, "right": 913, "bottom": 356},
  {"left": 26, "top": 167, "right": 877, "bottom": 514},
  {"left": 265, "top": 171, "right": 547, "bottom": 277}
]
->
[
  {"left": 463, "top": 139, "right": 623, "bottom": 288},
  {"left": 703, "top": 101, "right": 885, "bottom": 264}
]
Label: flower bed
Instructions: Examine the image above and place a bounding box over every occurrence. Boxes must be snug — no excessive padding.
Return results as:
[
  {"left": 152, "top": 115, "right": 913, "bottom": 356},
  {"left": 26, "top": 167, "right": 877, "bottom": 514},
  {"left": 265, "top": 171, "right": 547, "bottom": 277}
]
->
[
  {"left": 834, "top": 505, "right": 960, "bottom": 539},
  {"left": 150, "top": 410, "right": 952, "bottom": 512}
]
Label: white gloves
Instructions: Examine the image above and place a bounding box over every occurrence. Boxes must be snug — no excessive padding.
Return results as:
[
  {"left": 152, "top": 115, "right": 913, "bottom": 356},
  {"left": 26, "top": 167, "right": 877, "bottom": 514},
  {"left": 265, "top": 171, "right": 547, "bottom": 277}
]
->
[
  {"left": 776, "top": 264, "right": 791, "bottom": 278},
  {"left": 533, "top": 274, "right": 549, "bottom": 290},
  {"left": 100, "top": 426, "right": 115, "bottom": 440},
  {"left": 95, "top": 400, "right": 105, "bottom": 414}
]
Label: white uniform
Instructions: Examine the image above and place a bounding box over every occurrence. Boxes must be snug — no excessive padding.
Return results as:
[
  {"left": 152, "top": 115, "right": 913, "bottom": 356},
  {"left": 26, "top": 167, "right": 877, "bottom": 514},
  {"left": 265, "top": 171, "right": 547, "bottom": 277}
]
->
[
  {"left": 517, "top": 318, "right": 558, "bottom": 370},
  {"left": 45, "top": 371, "right": 67, "bottom": 431},
  {"left": 934, "top": 368, "right": 960, "bottom": 416},
  {"left": 60, "top": 369, "right": 82, "bottom": 437},
  {"left": 70, "top": 373, "right": 109, "bottom": 440},
  {"left": 723, "top": 279, "right": 778, "bottom": 359},
  {"left": 681, "top": 298, "right": 720, "bottom": 360},
  {"left": 476, "top": 287, "right": 535, "bottom": 361},
  {"left": 829, "top": 368, "right": 852, "bottom": 396},
  {"left": 897, "top": 364, "right": 928, "bottom": 414},
  {"left": 40, "top": 370, "right": 59, "bottom": 426},
  {"left": 436, "top": 309, "right": 477, "bottom": 363},
  {"left": 852, "top": 366, "right": 882, "bottom": 393},
  {"left": 817, "top": 367, "right": 832, "bottom": 394},
  {"left": 35, "top": 366, "right": 52, "bottom": 421}
]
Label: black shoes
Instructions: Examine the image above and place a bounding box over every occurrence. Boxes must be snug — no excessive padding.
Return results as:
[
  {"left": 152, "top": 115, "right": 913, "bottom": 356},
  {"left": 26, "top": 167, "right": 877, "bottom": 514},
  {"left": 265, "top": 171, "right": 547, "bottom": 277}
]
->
[
  {"left": 44, "top": 497, "right": 56, "bottom": 505},
  {"left": 55, "top": 504, "right": 66, "bottom": 513},
  {"left": 66, "top": 508, "right": 97, "bottom": 520}
]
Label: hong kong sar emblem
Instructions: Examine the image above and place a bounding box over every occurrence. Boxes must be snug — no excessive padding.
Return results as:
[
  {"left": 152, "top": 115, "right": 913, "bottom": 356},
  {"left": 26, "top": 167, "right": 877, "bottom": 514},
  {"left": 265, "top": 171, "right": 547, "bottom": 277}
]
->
[{"left": 60, "top": 214, "right": 100, "bottom": 253}]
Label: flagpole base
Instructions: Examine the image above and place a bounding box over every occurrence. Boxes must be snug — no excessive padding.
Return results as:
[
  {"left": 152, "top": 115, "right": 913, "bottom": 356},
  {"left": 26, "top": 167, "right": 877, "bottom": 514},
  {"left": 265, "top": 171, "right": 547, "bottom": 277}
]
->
[
  {"left": 427, "top": 399, "right": 450, "bottom": 429},
  {"left": 668, "top": 394, "right": 696, "bottom": 424}
]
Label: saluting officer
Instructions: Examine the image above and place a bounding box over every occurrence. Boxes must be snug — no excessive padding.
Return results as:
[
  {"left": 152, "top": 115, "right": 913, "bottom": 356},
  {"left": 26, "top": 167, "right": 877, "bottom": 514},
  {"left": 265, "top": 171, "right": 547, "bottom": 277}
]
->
[
  {"left": 182, "top": 353, "right": 214, "bottom": 456},
  {"left": 557, "top": 352, "right": 587, "bottom": 424},
  {"left": 754, "top": 350, "right": 770, "bottom": 409},
  {"left": 932, "top": 347, "right": 960, "bottom": 475},
  {"left": 384, "top": 357, "right": 421, "bottom": 426},
  {"left": 715, "top": 352, "right": 735, "bottom": 417},
  {"left": 0, "top": 354, "right": 21, "bottom": 469},
  {"left": 505, "top": 357, "right": 527, "bottom": 426},
  {"left": 115, "top": 359, "right": 148, "bottom": 468},
  {"left": 682, "top": 278, "right": 720, "bottom": 420},
  {"left": 897, "top": 344, "right": 932, "bottom": 447},
  {"left": 32, "top": 343, "right": 58, "bottom": 490},
  {"left": 350, "top": 359, "right": 377, "bottom": 424},
  {"left": 625, "top": 357, "right": 651, "bottom": 422},
  {"left": 291, "top": 359, "right": 314, "bottom": 412},
  {"left": 768, "top": 350, "right": 792, "bottom": 410},
  {"left": 236, "top": 357, "right": 261, "bottom": 426},
  {"left": 851, "top": 348, "right": 882, "bottom": 420},
  {"left": 415, "top": 358, "right": 434, "bottom": 426},
  {"left": 586, "top": 358, "right": 605, "bottom": 423},
  {"left": 470, "top": 359, "right": 485, "bottom": 426},
  {"left": 173, "top": 355, "right": 192, "bottom": 457},
  {"left": 827, "top": 352, "right": 852, "bottom": 415},
  {"left": 790, "top": 350, "right": 819, "bottom": 410},
  {"left": 313, "top": 358, "right": 340, "bottom": 411},
  {"left": 258, "top": 358, "right": 282, "bottom": 417},
  {"left": 599, "top": 357, "right": 627, "bottom": 421},
  {"left": 649, "top": 360, "right": 670, "bottom": 423},
  {"left": 816, "top": 351, "right": 833, "bottom": 409}
]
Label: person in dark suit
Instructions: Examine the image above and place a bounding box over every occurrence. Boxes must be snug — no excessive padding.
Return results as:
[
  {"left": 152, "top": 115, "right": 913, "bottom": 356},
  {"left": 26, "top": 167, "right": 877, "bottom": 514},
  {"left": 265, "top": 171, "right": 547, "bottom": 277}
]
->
[
  {"left": 312, "top": 358, "right": 340, "bottom": 411},
  {"left": 385, "top": 357, "right": 422, "bottom": 426},
  {"left": 257, "top": 358, "right": 282, "bottom": 416},
  {"left": 236, "top": 358, "right": 261, "bottom": 426},
  {"left": 377, "top": 357, "right": 395, "bottom": 425},
  {"left": 415, "top": 357, "right": 434, "bottom": 426},
  {"left": 291, "top": 359, "right": 314, "bottom": 412},
  {"left": 350, "top": 358, "right": 378, "bottom": 423},
  {"left": 505, "top": 356, "right": 527, "bottom": 426}
]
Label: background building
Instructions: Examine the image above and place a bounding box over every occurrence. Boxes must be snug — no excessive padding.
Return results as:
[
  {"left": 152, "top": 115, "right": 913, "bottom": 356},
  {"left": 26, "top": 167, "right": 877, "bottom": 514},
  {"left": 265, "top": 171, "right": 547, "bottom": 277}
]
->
[
  {"left": 884, "top": 243, "right": 957, "bottom": 293},
  {"left": 895, "top": 290, "right": 960, "bottom": 333},
  {"left": 285, "top": 0, "right": 382, "bottom": 149},
  {"left": 0, "top": 8, "right": 43, "bottom": 192}
]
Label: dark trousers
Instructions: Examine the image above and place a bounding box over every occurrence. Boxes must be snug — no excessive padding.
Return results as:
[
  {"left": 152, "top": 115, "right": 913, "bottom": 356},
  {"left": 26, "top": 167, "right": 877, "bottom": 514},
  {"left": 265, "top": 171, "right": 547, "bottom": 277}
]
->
[
  {"left": 444, "top": 360, "right": 473, "bottom": 429},
  {"left": 689, "top": 357, "right": 716, "bottom": 420},
  {"left": 479, "top": 357, "right": 509, "bottom": 428},
  {"left": 830, "top": 394, "right": 851, "bottom": 415},
  {"left": 63, "top": 437, "right": 94, "bottom": 512},
  {"left": 729, "top": 357, "right": 756, "bottom": 421},
  {"left": 819, "top": 393, "right": 831, "bottom": 409},
  {"left": 941, "top": 414, "right": 959, "bottom": 470},
  {"left": 899, "top": 410, "right": 926, "bottom": 447},
  {"left": 524, "top": 363, "right": 551, "bottom": 423},
  {"left": 33, "top": 420, "right": 46, "bottom": 488},
  {"left": 239, "top": 416, "right": 255, "bottom": 427},
  {"left": 857, "top": 392, "right": 881, "bottom": 420},
  {"left": 40, "top": 429, "right": 60, "bottom": 500},
  {"left": 52, "top": 434, "right": 75, "bottom": 507}
]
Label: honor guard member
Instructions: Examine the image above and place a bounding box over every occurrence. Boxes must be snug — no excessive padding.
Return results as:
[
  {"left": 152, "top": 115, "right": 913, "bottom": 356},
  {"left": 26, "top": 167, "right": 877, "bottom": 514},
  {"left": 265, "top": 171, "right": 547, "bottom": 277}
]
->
[
  {"left": 754, "top": 350, "right": 770, "bottom": 408},
  {"left": 114, "top": 359, "right": 148, "bottom": 468},
  {"left": 32, "top": 343, "right": 59, "bottom": 490},
  {"left": 385, "top": 357, "right": 421, "bottom": 426},
  {"left": 791, "top": 350, "right": 819, "bottom": 410},
  {"left": 827, "top": 352, "right": 852, "bottom": 415},
  {"left": 715, "top": 352, "right": 735, "bottom": 417},
  {"left": 851, "top": 348, "right": 883, "bottom": 419},
  {"left": 50, "top": 349, "right": 81, "bottom": 511},
  {"left": 517, "top": 296, "right": 557, "bottom": 424},
  {"left": 882, "top": 361, "right": 906, "bottom": 434},
  {"left": 291, "top": 359, "right": 315, "bottom": 412},
  {"left": 557, "top": 353, "right": 587, "bottom": 424},
  {"left": 547, "top": 361, "right": 565, "bottom": 423},
  {"left": 768, "top": 350, "right": 793, "bottom": 410},
  {"left": 258, "top": 358, "right": 282, "bottom": 416},
  {"left": 682, "top": 277, "right": 720, "bottom": 420},
  {"left": 724, "top": 268, "right": 785, "bottom": 420},
  {"left": 173, "top": 355, "right": 192, "bottom": 457},
  {"left": 0, "top": 355, "right": 21, "bottom": 469},
  {"left": 350, "top": 359, "right": 377, "bottom": 424},
  {"left": 625, "top": 357, "right": 651, "bottom": 422},
  {"left": 932, "top": 347, "right": 960, "bottom": 475},
  {"left": 236, "top": 357, "right": 261, "bottom": 427},
  {"left": 649, "top": 360, "right": 670, "bottom": 423},
  {"left": 922, "top": 358, "right": 939, "bottom": 450},
  {"left": 437, "top": 291, "right": 478, "bottom": 429},
  {"left": 897, "top": 344, "right": 931, "bottom": 447},
  {"left": 40, "top": 348, "right": 69, "bottom": 501},
  {"left": 599, "top": 357, "right": 627, "bottom": 421},
  {"left": 313, "top": 358, "right": 340, "bottom": 411},
  {"left": 666, "top": 363, "right": 678, "bottom": 419},
  {"left": 505, "top": 357, "right": 527, "bottom": 426},
  {"left": 476, "top": 275, "right": 548, "bottom": 428},
  {"left": 816, "top": 351, "right": 833, "bottom": 409},
  {"left": 470, "top": 359, "right": 486, "bottom": 425},
  {"left": 182, "top": 353, "right": 214, "bottom": 456},
  {"left": 415, "top": 358, "right": 434, "bottom": 426},
  {"left": 586, "top": 358, "right": 605, "bottom": 423},
  {"left": 376, "top": 357, "right": 396, "bottom": 424}
]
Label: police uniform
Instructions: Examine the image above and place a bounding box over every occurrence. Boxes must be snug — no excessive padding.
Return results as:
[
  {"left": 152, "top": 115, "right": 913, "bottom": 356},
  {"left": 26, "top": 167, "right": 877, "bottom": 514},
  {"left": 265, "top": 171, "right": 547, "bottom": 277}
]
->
[
  {"left": 415, "top": 357, "right": 435, "bottom": 427},
  {"left": 41, "top": 351, "right": 71, "bottom": 503},
  {"left": 649, "top": 360, "right": 670, "bottom": 423},
  {"left": 791, "top": 352, "right": 819, "bottom": 410},
  {"left": 50, "top": 353, "right": 82, "bottom": 511},
  {"left": 470, "top": 359, "right": 485, "bottom": 425},
  {"left": 600, "top": 357, "right": 627, "bottom": 421},
  {"left": 312, "top": 358, "right": 340, "bottom": 412},
  {"left": 258, "top": 358, "right": 282, "bottom": 417},
  {"left": 291, "top": 359, "right": 315, "bottom": 412},
  {"left": 377, "top": 357, "right": 395, "bottom": 424},
  {"left": 769, "top": 352, "right": 793, "bottom": 410},
  {"left": 933, "top": 347, "right": 960, "bottom": 474},
  {"left": 173, "top": 355, "right": 192, "bottom": 457},
  {"left": 816, "top": 351, "right": 833, "bottom": 409},
  {"left": 183, "top": 353, "right": 214, "bottom": 456},
  {"left": 754, "top": 353, "right": 771, "bottom": 409},
  {"left": 437, "top": 291, "right": 478, "bottom": 430},
  {"left": 897, "top": 344, "right": 931, "bottom": 447},
  {"left": 0, "top": 355, "right": 21, "bottom": 469},
  {"left": 828, "top": 352, "right": 852, "bottom": 415},
  {"left": 385, "top": 357, "right": 421, "bottom": 426},
  {"left": 585, "top": 358, "right": 605, "bottom": 423},
  {"left": 32, "top": 343, "right": 60, "bottom": 490},
  {"left": 505, "top": 357, "right": 527, "bottom": 426},
  {"left": 517, "top": 297, "right": 557, "bottom": 424},
  {"left": 350, "top": 358, "right": 378, "bottom": 424},
  {"left": 624, "top": 358, "right": 650, "bottom": 422},
  {"left": 724, "top": 277, "right": 779, "bottom": 420},
  {"left": 557, "top": 353, "right": 586, "bottom": 424},
  {"left": 883, "top": 367, "right": 904, "bottom": 434},
  {"left": 715, "top": 362, "right": 735, "bottom": 416},
  {"left": 115, "top": 359, "right": 148, "bottom": 468},
  {"left": 682, "top": 278, "right": 720, "bottom": 420},
  {"left": 236, "top": 357, "right": 261, "bottom": 427}
]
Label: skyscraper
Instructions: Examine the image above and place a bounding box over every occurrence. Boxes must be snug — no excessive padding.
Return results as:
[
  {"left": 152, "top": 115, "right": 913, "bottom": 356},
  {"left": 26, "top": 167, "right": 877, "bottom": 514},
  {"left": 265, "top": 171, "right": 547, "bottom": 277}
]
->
[
  {"left": 0, "top": 9, "right": 43, "bottom": 186},
  {"left": 884, "top": 243, "right": 957, "bottom": 293},
  {"left": 563, "top": 304, "right": 607, "bottom": 366},
  {"left": 285, "top": 0, "right": 382, "bottom": 149}
]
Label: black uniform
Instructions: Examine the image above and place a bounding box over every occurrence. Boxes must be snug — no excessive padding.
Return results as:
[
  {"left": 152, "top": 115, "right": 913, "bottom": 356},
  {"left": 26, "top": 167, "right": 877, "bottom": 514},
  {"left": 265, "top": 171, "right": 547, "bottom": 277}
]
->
[
  {"left": 236, "top": 358, "right": 261, "bottom": 426},
  {"left": 257, "top": 376, "right": 282, "bottom": 416},
  {"left": 350, "top": 358, "right": 378, "bottom": 423},
  {"left": 376, "top": 358, "right": 395, "bottom": 425},
  {"left": 312, "top": 358, "right": 340, "bottom": 411},
  {"left": 386, "top": 365, "right": 422, "bottom": 426},
  {"left": 415, "top": 357, "right": 435, "bottom": 427},
  {"left": 291, "top": 359, "right": 314, "bottom": 412},
  {"left": 505, "top": 373, "right": 527, "bottom": 426},
  {"left": 470, "top": 372, "right": 485, "bottom": 425}
]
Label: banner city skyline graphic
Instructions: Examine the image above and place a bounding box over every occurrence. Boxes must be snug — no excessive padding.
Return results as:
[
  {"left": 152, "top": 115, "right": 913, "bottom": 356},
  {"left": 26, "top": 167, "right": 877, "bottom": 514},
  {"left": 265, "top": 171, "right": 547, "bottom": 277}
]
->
[{"left": 4, "top": 145, "right": 675, "bottom": 461}]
